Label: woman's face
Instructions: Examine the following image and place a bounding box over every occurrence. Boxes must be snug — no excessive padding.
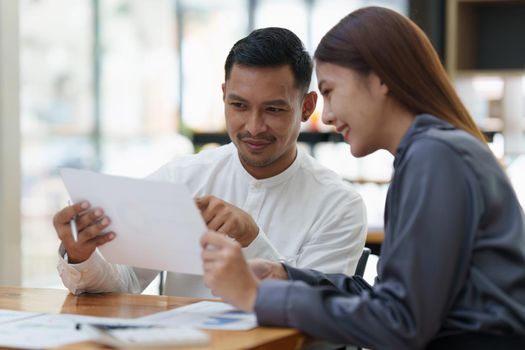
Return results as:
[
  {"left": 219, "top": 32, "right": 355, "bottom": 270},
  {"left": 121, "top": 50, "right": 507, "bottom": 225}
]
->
[{"left": 316, "top": 62, "right": 389, "bottom": 157}]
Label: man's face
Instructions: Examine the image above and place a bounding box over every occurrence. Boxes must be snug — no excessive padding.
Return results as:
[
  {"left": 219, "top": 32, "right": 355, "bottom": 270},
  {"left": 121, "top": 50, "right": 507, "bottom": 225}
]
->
[{"left": 223, "top": 64, "right": 312, "bottom": 179}]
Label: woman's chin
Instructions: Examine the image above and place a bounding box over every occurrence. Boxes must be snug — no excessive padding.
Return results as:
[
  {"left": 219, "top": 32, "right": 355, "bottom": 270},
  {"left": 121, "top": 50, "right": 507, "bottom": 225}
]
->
[{"left": 349, "top": 144, "right": 373, "bottom": 158}]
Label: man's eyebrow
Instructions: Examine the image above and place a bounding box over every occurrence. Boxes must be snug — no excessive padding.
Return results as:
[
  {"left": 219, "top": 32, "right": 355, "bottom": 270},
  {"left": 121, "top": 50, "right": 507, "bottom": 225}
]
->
[
  {"left": 262, "top": 100, "right": 289, "bottom": 106},
  {"left": 226, "top": 94, "right": 290, "bottom": 107},
  {"left": 225, "top": 93, "right": 247, "bottom": 102}
]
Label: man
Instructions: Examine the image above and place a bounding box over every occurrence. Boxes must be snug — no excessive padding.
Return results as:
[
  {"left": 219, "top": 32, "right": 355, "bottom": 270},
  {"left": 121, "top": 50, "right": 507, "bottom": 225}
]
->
[{"left": 54, "top": 27, "right": 366, "bottom": 297}]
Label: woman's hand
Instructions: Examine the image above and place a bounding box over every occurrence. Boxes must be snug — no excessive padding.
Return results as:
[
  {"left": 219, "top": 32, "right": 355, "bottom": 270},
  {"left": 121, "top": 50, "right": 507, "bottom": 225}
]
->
[
  {"left": 200, "top": 231, "right": 260, "bottom": 311},
  {"left": 248, "top": 258, "right": 289, "bottom": 281}
]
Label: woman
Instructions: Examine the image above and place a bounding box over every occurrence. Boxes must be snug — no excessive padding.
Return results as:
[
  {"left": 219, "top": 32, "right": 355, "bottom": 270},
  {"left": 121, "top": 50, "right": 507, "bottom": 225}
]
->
[{"left": 200, "top": 7, "right": 525, "bottom": 349}]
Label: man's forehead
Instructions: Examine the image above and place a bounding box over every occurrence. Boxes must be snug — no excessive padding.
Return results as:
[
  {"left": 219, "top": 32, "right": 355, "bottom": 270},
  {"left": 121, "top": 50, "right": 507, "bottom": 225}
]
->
[
  {"left": 228, "top": 64, "right": 295, "bottom": 84},
  {"left": 224, "top": 65, "right": 300, "bottom": 102}
]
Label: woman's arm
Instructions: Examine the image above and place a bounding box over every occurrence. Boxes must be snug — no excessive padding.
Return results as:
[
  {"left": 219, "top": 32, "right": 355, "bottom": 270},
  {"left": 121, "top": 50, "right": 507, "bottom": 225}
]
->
[{"left": 255, "top": 139, "right": 479, "bottom": 349}]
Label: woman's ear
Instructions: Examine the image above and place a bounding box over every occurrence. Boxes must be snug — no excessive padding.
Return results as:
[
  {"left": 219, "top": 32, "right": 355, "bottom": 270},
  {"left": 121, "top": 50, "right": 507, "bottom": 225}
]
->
[
  {"left": 369, "top": 72, "right": 389, "bottom": 96},
  {"left": 301, "top": 91, "right": 318, "bottom": 122}
]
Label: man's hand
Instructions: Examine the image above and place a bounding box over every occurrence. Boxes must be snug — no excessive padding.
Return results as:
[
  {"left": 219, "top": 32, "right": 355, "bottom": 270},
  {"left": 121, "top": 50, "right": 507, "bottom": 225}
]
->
[
  {"left": 196, "top": 195, "right": 259, "bottom": 247},
  {"left": 248, "top": 258, "right": 289, "bottom": 281},
  {"left": 200, "top": 231, "right": 259, "bottom": 311},
  {"left": 53, "top": 201, "right": 115, "bottom": 264}
]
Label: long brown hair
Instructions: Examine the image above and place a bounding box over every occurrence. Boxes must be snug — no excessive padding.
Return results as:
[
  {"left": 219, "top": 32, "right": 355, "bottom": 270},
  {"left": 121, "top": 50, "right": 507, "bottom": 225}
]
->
[{"left": 315, "top": 6, "right": 486, "bottom": 142}]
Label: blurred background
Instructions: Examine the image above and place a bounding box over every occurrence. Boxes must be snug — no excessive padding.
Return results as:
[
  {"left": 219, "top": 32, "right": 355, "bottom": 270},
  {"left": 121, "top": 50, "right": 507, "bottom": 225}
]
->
[{"left": 1, "top": 0, "right": 524, "bottom": 290}]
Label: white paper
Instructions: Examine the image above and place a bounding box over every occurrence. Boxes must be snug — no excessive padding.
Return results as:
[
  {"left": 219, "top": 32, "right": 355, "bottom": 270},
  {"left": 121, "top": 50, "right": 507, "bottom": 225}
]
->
[
  {"left": 84, "top": 325, "right": 210, "bottom": 348},
  {"left": 0, "top": 313, "right": 143, "bottom": 349},
  {"left": 0, "top": 305, "right": 252, "bottom": 348},
  {"left": 0, "top": 309, "right": 41, "bottom": 324},
  {"left": 60, "top": 168, "right": 207, "bottom": 275},
  {"left": 137, "top": 301, "right": 257, "bottom": 331}
]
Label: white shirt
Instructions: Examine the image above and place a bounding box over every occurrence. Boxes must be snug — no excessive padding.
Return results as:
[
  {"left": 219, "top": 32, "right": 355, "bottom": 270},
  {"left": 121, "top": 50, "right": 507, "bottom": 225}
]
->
[{"left": 58, "top": 143, "right": 367, "bottom": 297}]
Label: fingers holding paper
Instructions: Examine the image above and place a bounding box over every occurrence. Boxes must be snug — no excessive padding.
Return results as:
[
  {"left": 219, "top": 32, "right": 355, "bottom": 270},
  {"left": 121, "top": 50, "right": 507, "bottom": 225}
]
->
[
  {"left": 200, "top": 231, "right": 259, "bottom": 312},
  {"left": 196, "top": 195, "right": 259, "bottom": 247},
  {"left": 53, "top": 201, "right": 116, "bottom": 264}
]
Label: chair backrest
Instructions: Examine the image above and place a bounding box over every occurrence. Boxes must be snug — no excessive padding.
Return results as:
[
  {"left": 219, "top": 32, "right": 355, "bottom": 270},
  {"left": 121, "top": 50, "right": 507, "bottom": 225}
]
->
[{"left": 355, "top": 247, "right": 371, "bottom": 277}]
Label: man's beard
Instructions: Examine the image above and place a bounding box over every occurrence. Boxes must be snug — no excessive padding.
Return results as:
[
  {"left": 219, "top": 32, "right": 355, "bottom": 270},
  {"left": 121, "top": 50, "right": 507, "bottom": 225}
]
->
[
  {"left": 237, "top": 131, "right": 277, "bottom": 167},
  {"left": 238, "top": 152, "right": 278, "bottom": 168}
]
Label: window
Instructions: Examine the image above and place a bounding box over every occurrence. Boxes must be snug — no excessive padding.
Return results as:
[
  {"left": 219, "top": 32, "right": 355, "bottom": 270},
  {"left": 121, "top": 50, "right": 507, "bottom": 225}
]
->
[
  {"left": 20, "top": 0, "right": 408, "bottom": 288},
  {"left": 179, "top": 0, "right": 246, "bottom": 131},
  {"left": 21, "top": 0, "right": 94, "bottom": 287}
]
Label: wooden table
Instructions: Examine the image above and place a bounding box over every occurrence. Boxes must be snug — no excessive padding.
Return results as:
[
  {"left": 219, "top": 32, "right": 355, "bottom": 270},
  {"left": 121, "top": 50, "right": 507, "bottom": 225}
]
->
[
  {"left": 0, "top": 286, "right": 305, "bottom": 350},
  {"left": 366, "top": 230, "right": 384, "bottom": 245}
]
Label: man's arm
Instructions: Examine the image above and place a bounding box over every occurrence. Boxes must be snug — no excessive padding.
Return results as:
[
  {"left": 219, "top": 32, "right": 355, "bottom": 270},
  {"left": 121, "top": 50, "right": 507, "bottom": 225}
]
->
[
  {"left": 57, "top": 245, "right": 142, "bottom": 294},
  {"left": 196, "top": 195, "right": 260, "bottom": 247},
  {"left": 54, "top": 201, "right": 159, "bottom": 294},
  {"left": 199, "top": 191, "right": 367, "bottom": 275},
  {"left": 195, "top": 195, "right": 286, "bottom": 262}
]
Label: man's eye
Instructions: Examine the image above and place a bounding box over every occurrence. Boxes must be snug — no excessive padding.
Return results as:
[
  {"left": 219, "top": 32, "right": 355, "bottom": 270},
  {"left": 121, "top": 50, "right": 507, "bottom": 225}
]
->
[
  {"left": 267, "top": 107, "right": 284, "bottom": 113},
  {"left": 230, "top": 102, "right": 246, "bottom": 109}
]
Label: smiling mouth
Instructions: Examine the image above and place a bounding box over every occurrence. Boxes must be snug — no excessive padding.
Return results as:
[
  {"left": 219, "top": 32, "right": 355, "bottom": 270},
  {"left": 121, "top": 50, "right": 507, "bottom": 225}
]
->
[
  {"left": 344, "top": 129, "right": 351, "bottom": 142},
  {"left": 336, "top": 126, "right": 351, "bottom": 142},
  {"left": 241, "top": 139, "right": 272, "bottom": 151}
]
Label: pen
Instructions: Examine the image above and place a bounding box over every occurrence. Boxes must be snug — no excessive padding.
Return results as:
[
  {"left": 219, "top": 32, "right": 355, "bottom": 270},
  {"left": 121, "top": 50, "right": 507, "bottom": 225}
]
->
[
  {"left": 68, "top": 200, "right": 78, "bottom": 242},
  {"left": 75, "top": 323, "right": 156, "bottom": 331}
]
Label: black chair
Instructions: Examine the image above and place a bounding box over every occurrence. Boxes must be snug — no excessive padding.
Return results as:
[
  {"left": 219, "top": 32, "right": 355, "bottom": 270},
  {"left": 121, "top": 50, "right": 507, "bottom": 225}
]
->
[{"left": 355, "top": 247, "right": 371, "bottom": 277}]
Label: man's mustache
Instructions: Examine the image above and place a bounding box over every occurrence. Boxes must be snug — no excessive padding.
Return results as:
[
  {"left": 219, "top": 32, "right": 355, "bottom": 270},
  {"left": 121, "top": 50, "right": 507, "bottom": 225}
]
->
[{"left": 238, "top": 132, "right": 276, "bottom": 142}]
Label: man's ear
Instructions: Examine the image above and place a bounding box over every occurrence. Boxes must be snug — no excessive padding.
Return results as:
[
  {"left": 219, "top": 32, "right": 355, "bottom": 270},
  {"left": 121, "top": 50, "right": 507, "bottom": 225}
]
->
[
  {"left": 221, "top": 83, "right": 226, "bottom": 101},
  {"left": 301, "top": 91, "right": 318, "bottom": 122}
]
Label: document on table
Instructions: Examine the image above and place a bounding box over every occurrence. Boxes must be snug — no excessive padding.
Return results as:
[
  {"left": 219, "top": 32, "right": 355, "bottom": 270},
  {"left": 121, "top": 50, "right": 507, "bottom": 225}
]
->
[
  {"left": 0, "top": 310, "right": 211, "bottom": 349},
  {"left": 137, "top": 301, "right": 258, "bottom": 331},
  {"left": 0, "top": 309, "right": 41, "bottom": 324},
  {"left": 60, "top": 168, "right": 207, "bottom": 275},
  {"left": 0, "top": 312, "right": 144, "bottom": 349},
  {"left": 0, "top": 304, "right": 253, "bottom": 349}
]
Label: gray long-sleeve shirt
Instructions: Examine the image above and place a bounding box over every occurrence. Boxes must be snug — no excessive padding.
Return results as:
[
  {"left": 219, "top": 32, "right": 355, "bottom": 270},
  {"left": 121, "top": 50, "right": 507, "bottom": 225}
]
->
[{"left": 254, "top": 114, "right": 525, "bottom": 349}]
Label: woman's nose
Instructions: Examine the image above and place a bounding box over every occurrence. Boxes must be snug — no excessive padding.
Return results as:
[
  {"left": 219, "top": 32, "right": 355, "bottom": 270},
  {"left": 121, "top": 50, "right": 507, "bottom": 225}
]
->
[{"left": 321, "top": 110, "right": 335, "bottom": 125}]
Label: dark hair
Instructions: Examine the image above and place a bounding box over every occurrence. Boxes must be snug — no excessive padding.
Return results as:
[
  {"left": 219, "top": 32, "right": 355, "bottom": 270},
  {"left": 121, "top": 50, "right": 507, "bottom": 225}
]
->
[
  {"left": 225, "top": 27, "right": 313, "bottom": 94},
  {"left": 315, "top": 7, "right": 486, "bottom": 142}
]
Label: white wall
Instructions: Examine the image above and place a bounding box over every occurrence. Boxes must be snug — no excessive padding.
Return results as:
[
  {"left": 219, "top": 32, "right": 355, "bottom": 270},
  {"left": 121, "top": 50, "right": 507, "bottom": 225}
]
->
[{"left": 0, "top": 0, "right": 21, "bottom": 285}]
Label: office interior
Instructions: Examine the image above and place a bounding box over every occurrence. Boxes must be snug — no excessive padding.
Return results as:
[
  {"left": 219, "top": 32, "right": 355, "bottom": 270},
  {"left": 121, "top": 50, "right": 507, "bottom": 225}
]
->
[{"left": 1, "top": 0, "right": 525, "bottom": 293}]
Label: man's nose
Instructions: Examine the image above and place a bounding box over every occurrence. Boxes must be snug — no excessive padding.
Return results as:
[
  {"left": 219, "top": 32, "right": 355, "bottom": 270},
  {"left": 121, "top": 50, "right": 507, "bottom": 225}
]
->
[{"left": 245, "top": 111, "right": 268, "bottom": 135}]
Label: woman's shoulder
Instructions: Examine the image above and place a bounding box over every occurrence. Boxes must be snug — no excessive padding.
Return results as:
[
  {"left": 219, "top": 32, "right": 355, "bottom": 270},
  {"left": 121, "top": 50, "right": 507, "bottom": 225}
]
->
[
  {"left": 407, "top": 126, "right": 492, "bottom": 165},
  {"left": 402, "top": 132, "right": 464, "bottom": 166},
  {"left": 400, "top": 127, "right": 502, "bottom": 188}
]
